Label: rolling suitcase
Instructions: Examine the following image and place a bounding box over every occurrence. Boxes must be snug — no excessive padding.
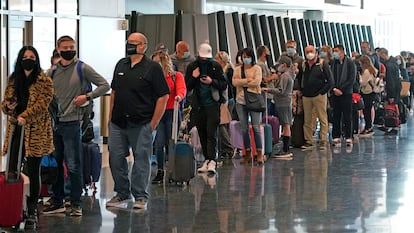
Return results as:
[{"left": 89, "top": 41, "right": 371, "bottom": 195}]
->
[
  {"left": 82, "top": 142, "right": 102, "bottom": 192},
  {"left": 0, "top": 124, "right": 26, "bottom": 229},
  {"left": 291, "top": 114, "right": 305, "bottom": 148},
  {"left": 262, "top": 116, "right": 280, "bottom": 144},
  {"left": 167, "top": 100, "right": 195, "bottom": 185},
  {"left": 229, "top": 120, "right": 243, "bottom": 150}
]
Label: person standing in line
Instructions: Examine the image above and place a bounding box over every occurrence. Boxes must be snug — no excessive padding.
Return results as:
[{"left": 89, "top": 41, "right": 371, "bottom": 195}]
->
[
  {"left": 215, "top": 51, "right": 234, "bottom": 160},
  {"left": 330, "top": 44, "right": 356, "bottom": 147},
  {"left": 151, "top": 51, "right": 186, "bottom": 184},
  {"left": 171, "top": 40, "right": 196, "bottom": 109},
  {"left": 378, "top": 48, "right": 401, "bottom": 135},
  {"left": 2, "top": 46, "right": 54, "bottom": 228},
  {"left": 257, "top": 45, "right": 277, "bottom": 116},
  {"left": 106, "top": 32, "right": 169, "bottom": 210},
  {"left": 43, "top": 35, "right": 110, "bottom": 216},
  {"left": 266, "top": 56, "right": 295, "bottom": 158},
  {"left": 186, "top": 43, "right": 227, "bottom": 174},
  {"left": 358, "top": 55, "right": 378, "bottom": 136},
  {"left": 301, "top": 45, "right": 334, "bottom": 150},
  {"left": 232, "top": 47, "right": 264, "bottom": 164}
]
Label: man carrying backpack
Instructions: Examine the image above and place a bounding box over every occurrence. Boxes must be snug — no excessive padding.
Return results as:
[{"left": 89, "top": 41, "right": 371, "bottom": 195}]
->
[{"left": 43, "top": 35, "right": 109, "bottom": 217}]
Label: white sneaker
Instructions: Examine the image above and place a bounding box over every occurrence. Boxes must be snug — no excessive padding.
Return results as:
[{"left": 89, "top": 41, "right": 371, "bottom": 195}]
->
[
  {"left": 333, "top": 138, "right": 341, "bottom": 147},
  {"left": 197, "top": 160, "right": 209, "bottom": 173},
  {"left": 207, "top": 160, "right": 217, "bottom": 174}
]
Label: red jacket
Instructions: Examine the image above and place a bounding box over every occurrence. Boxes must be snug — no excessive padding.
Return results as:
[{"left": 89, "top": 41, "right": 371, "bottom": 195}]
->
[{"left": 166, "top": 71, "right": 186, "bottom": 110}]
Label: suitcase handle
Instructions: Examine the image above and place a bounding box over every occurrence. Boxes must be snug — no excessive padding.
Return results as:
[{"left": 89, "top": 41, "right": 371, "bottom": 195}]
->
[
  {"left": 171, "top": 100, "right": 179, "bottom": 144},
  {"left": 5, "top": 122, "right": 25, "bottom": 183}
]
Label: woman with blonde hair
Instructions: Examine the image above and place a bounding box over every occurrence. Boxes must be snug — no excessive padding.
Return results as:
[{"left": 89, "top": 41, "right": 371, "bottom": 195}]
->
[
  {"left": 359, "top": 55, "right": 378, "bottom": 136},
  {"left": 215, "top": 51, "right": 234, "bottom": 159},
  {"left": 151, "top": 51, "right": 187, "bottom": 183}
]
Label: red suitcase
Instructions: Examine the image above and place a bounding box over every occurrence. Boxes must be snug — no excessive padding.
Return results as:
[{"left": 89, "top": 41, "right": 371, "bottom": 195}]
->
[{"left": 0, "top": 124, "right": 25, "bottom": 229}]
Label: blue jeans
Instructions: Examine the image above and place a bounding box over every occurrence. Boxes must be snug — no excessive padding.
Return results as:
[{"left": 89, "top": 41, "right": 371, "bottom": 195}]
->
[
  {"left": 154, "top": 109, "right": 174, "bottom": 170},
  {"left": 235, "top": 103, "right": 262, "bottom": 150},
  {"left": 108, "top": 122, "right": 153, "bottom": 201},
  {"left": 51, "top": 121, "right": 82, "bottom": 207}
]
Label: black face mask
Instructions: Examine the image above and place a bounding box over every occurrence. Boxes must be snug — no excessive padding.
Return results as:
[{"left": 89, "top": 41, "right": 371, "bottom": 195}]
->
[
  {"left": 21, "top": 59, "right": 36, "bottom": 71},
  {"left": 126, "top": 43, "right": 138, "bottom": 55},
  {"left": 60, "top": 50, "right": 76, "bottom": 61}
]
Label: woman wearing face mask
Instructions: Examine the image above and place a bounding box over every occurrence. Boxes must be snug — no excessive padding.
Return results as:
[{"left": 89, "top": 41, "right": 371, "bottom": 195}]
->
[
  {"left": 232, "top": 47, "right": 264, "bottom": 164},
  {"left": 1, "top": 46, "right": 54, "bottom": 229}
]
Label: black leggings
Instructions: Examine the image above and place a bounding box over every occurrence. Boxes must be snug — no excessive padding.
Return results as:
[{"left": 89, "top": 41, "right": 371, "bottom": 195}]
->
[{"left": 8, "top": 125, "right": 42, "bottom": 211}]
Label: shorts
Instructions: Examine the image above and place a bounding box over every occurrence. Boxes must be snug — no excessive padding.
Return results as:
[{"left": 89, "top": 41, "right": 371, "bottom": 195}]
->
[{"left": 276, "top": 105, "right": 292, "bottom": 125}]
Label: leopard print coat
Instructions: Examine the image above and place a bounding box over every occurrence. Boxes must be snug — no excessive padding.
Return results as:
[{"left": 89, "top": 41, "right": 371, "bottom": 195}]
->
[{"left": 2, "top": 72, "right": 54, "bottom": 157}]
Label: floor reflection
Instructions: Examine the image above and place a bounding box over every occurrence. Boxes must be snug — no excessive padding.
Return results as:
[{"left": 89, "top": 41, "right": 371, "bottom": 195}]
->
[{"left": 1, "top": 119, "right": 414, "bottom": 233}]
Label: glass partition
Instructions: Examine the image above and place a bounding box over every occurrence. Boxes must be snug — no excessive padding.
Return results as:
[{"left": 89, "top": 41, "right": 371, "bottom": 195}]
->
[
  {"left": 9, "top": 0, "right": 30, "bottom": 11},
  {"left": 33, "top": 17, "right": 55, "bottom": 70},
  {"left": 33, "top": 0, "right": 54, "bottom": 13},
  {"left": 57, "top": 0, "right": 78, "bottom": 15}
]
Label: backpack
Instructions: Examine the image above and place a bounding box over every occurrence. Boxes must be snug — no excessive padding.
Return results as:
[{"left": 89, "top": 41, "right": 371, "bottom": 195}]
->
[{"left": 49, "top": 61, "right": 93, "bottom": 127}]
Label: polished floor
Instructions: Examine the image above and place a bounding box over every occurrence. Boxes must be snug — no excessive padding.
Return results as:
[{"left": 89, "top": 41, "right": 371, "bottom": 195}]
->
[{"left": 2, "top": 116, "right": 414, "bottom": 233}]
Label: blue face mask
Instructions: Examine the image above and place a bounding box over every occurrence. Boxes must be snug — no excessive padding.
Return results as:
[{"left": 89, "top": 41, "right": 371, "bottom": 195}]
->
[
  {"left": 287, "top": 48, "right": 296, "bottom": 55},
  {"left": 243, "top": 57, "right": 252, "bottom": 65},
  {"left": 319, "top": 52, "right": 327, "bottom": 59},
  {"left": 183, "top": 51, "right": 190, "bottom": 59},
  {"left": 397, "top": 60, "right": 402, "bottom": 65},
  {"left": 333, "top": 52, "right": 340, "bottom": 60},
  {"left": 277, "top": 65, "right": 285, "bottom": 72}
]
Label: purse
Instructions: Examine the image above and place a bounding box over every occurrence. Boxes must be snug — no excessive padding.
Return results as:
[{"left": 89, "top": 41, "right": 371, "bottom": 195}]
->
[{"left": 241, "top": 66, "right": 266, "bottom": 112}]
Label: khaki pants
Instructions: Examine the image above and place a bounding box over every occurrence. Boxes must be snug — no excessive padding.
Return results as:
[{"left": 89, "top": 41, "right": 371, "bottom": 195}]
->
[{"left": 303, "top": 94, "right": 329, "bottom": 144}]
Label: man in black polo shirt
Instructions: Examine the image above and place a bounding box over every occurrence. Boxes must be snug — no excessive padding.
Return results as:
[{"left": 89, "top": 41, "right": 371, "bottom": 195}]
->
[{"left": 106, "top": 32, "right": 170, "bottom": 210}]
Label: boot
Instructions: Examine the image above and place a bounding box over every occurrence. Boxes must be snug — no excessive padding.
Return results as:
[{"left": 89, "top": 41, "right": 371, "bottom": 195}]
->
[
  {"left": 152, "top": 169, "right": 164, "bottom": 184},
  {"left": 256, "top": 150, "right": 264, "bottom": 165},
  {"left": 240, "top": 150, "right": 252, "bottom": 164}
]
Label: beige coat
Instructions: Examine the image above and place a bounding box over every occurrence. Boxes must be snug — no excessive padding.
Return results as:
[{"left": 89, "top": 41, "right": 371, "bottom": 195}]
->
[{"left": 232, "top": 65, "right": 262, "bottom": 105}]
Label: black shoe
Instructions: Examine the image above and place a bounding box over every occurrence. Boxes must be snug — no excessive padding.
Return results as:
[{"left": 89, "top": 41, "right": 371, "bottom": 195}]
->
[
  {"left": 25, "top": 214, "right": 38, "bottom": 229},
  {"left": 152, "top": 169, "right": 164, "bottom": 184},
  {"left": 25, "top": 207, "right": 38, "bottom": 229}
]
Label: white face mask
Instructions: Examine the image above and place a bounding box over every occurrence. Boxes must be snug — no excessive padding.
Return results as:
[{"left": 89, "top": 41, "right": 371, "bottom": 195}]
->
[{"left": 306, "top": 53, "right": 315, "bottom": 60}]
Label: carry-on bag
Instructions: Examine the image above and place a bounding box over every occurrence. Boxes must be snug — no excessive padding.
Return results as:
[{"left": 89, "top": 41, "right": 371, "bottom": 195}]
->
[
  {"left": 82, "top": 142, "right": 102, "bottom": 192},
  {"left": 167, "top": 100, "right": 195, "bottom": 185},
  {"left": 0, "top": 124, "right": 25, "bottom": 229}
]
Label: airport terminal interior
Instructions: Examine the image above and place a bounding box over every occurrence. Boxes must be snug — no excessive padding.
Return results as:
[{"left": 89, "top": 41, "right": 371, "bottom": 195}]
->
[{"left": 1, "top": 0, "right": 414, "bottom": 232}]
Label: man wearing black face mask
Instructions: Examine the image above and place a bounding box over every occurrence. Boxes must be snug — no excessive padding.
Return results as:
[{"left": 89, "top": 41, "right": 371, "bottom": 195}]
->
[
  {"left": 107, "top": 32, "right": 169, "bottom": 211},
  {"left": 43, "top": 35, "right": 109, "bottom": 217}
]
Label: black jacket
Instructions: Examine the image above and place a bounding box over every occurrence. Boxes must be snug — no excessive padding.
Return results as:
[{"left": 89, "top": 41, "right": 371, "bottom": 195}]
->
[
  {"left": 185, "top": 58, "right": 227, "bottom": 108},
  {"left": 331, "top": 56, "right": 356, "bottom": 95},
  {"left": 302, "top": 59, "right": 334, "bottom": 97},
  {"left": 383, "top": 56, "right": 401, "bottom": 101}
]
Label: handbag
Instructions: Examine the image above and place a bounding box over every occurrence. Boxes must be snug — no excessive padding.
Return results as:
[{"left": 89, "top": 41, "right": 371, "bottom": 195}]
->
[
  {"left": 241, "top": 66, "right": 266, "bottom": 112},
  {"left": 40, "top": 154, "right": 58, "bottom": 184}
]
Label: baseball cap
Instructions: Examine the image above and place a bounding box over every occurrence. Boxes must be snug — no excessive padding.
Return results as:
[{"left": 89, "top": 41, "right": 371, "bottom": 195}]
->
[
  {"left": 278, "top": 55, "right": 292, "bottom": 66},
  {"left": 198, "top": 43, "right": 212, "bottom": 58},
  {"left": 154, "top": 43, "right": 168, "bottom": 53}
]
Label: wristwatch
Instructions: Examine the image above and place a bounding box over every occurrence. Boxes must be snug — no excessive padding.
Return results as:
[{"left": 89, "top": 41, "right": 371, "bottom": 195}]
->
[{"left": 86, "top": 94, "right": 92, "bottom": 101}]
